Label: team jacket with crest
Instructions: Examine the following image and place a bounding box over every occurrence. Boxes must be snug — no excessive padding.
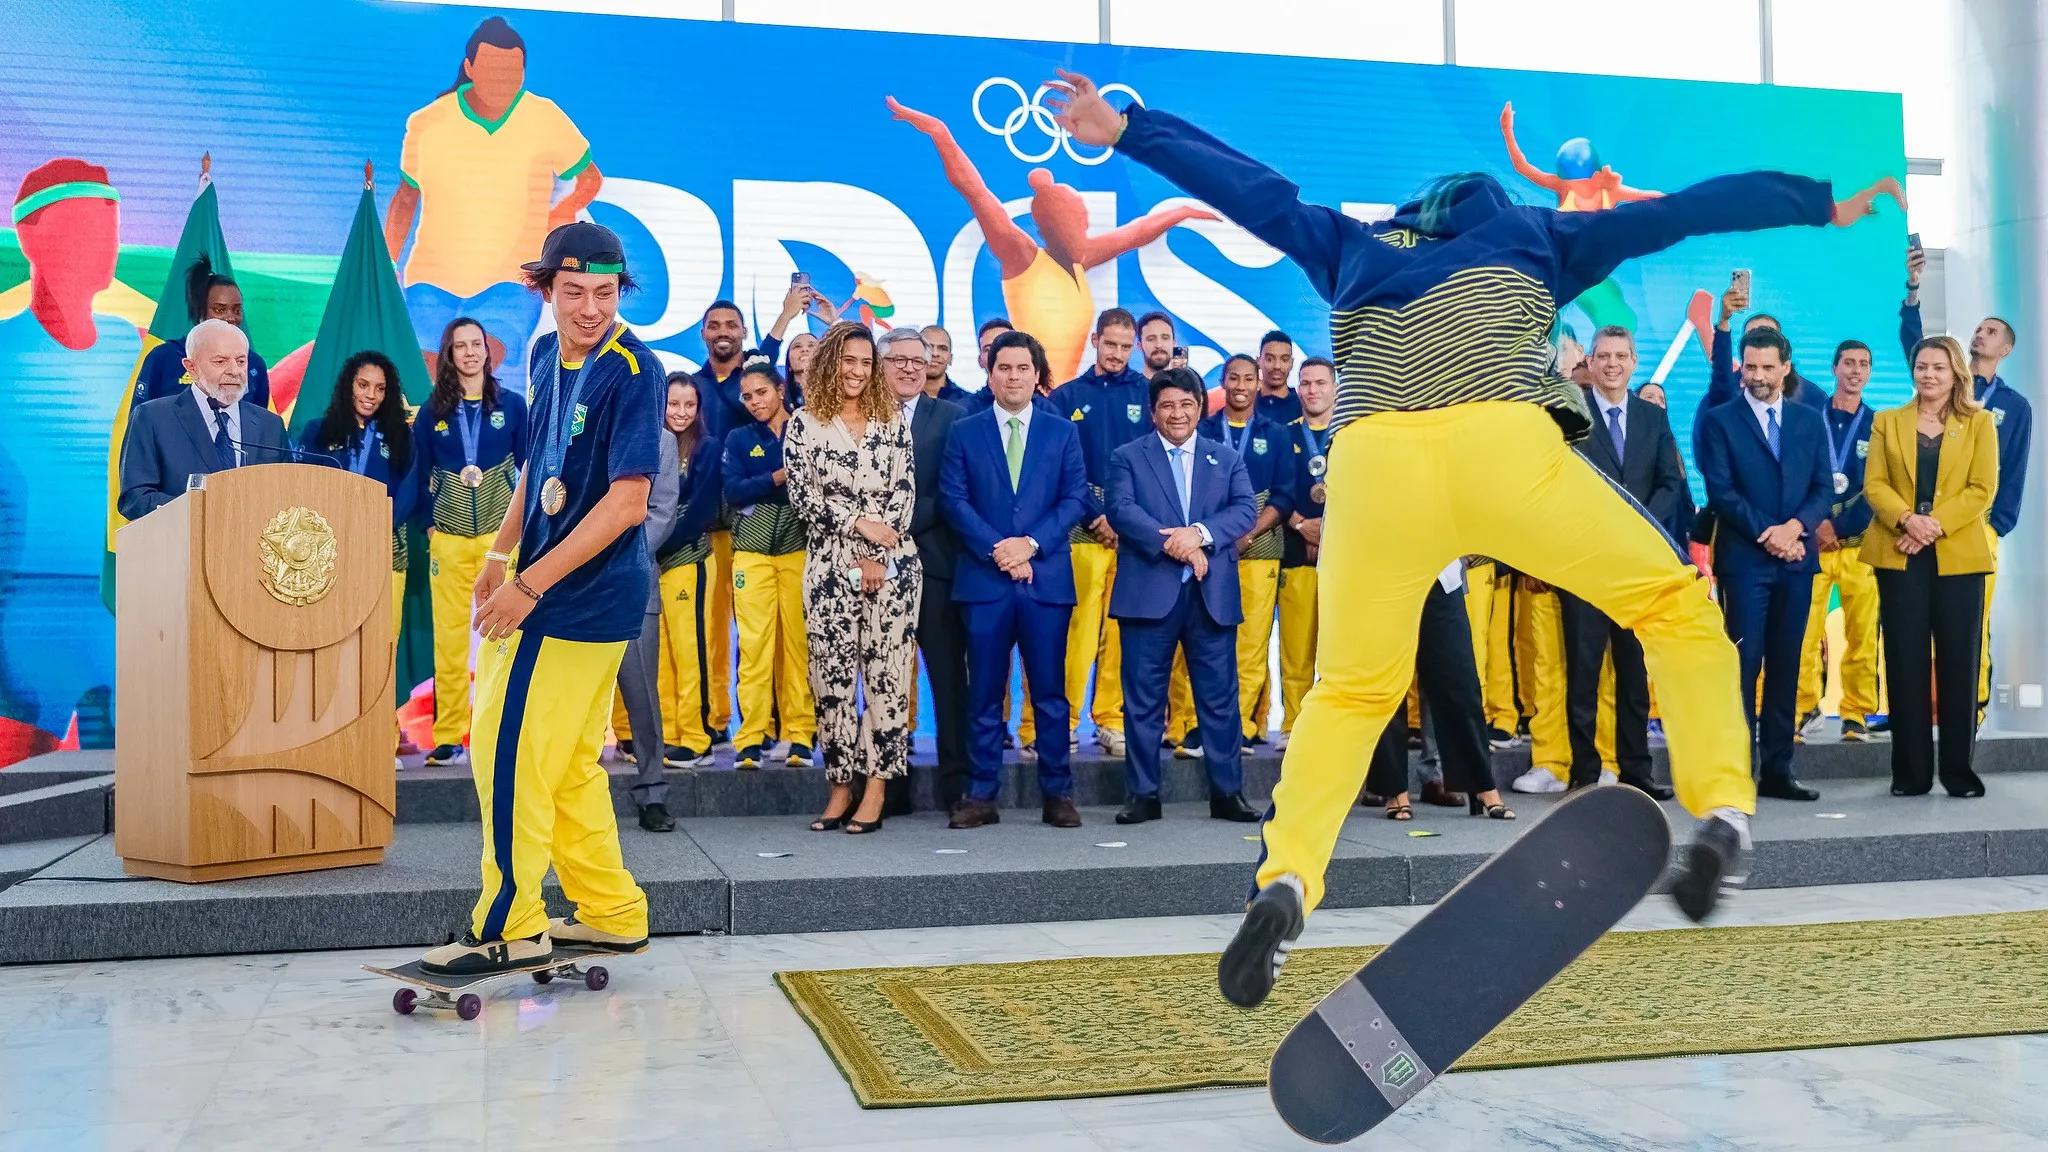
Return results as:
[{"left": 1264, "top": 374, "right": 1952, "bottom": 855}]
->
[
  {"left": 1113, "top": 104, "right": 1836, "bottom": 442},
  {"left": 722, "top": 417, "right": 806, "bottom": 555},
  {"left": 411, "top": 392, "right": 528, "bottom": 537},
  {"left": 1199, "top": 411, "right": 1294, "bottom": 561},
  {"left": 1050, "top": 363, "right": 1154, "bottom": 543}
]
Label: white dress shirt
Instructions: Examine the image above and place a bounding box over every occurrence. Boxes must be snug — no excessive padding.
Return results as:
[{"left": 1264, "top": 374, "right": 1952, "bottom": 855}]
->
[
  {"left": 899, "top": 392, "right": 919, "bottom": 428},
  {"left": 1598, "top": 397, "right": 1627, "bottom": 455},
  {"left": 1156, "top": 431, "right": 1214, "bottom": 545},
  {"left": 190, "top": 383, "right": 242, "bottom": 464},
  {"left": 1743, "top": 390, "right": 1784, "bottom": 440},
  {"left": 993, "top": 395, "right": 1035, "bottom": 443}
]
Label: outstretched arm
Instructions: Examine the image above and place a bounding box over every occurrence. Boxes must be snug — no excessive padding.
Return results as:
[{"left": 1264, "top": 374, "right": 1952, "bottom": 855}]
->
[
  {"left": 1047, "top": 70, "right": 1362, "bottom": 302},
  {"left": 1549, "top": 173, "right": 1900, "bottom": 306},
  {"left": 887, "top": 96, "right": 1037, "bottom": 279},
  {"left": 1500, "top": 102, "right": 1565, "bottom": 194},
  {"left": 1073, "top": 204, "right": 1217, "bottom": 270}
]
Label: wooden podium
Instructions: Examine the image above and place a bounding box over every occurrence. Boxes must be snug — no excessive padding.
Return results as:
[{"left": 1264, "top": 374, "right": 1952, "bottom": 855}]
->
[{"left": 115, "top": 463, "right": 398, "bottom": 882}]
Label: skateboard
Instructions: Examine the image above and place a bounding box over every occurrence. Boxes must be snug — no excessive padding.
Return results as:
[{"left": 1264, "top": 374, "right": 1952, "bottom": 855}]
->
[
  {"left": 1268, "top": 784, "right": 1671, "bottom": 1143},
  {"left": 366, "top": 942, "right": 647, "bottom": 1021}
]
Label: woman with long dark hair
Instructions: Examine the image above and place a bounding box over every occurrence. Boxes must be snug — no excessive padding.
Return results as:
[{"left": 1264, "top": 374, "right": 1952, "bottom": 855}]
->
[
  {"left": 655, "top": 373, "right": 725, "bottom": 770},
  {"left": 783, "top": 322, "right": 918, "bottom": 833},
  {"left": 299, "top": 351, "right": 416, "bottom": 635},
  {"left": 1864, "top": 335, "right": 1999, "bottom": 798},
  {"left": 411, "top": 317, "right": 527, "bottom": 767}
]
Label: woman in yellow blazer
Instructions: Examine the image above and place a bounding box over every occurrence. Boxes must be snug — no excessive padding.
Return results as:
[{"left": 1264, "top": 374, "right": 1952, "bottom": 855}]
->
[{"left": 1862, "top": 334, "right": 1998, "bottom": 798}]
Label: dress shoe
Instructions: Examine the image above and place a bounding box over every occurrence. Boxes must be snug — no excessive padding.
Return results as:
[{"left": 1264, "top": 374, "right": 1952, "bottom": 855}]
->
[
  {"left": 1209, "top": 792, "right": 1260, "bottom": 822},
  {"left": 637, "top": 803, "right": 675, "bottom": 833},
  {"left": 1420, "top": 779, "right": 1466, "bottom": 808},
  {"left": 1621, "top": 777, "right": 1676, "bottom": 801},
  {"left": 1043, "top": 795, "right": 1083, "bottom": 827},
  {"left": 1115, "top": 795, "right": 1163, "bottom": 824},
  {"left": 1757, "top": 777, "right": 1820, "bottom": 801},
  {"left": 947, "top": 798, "right": 1001, "bottom": 829}
]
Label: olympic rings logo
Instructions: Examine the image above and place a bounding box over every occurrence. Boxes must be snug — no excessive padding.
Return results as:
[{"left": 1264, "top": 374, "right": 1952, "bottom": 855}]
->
[{"left": 973, "top": 77, "right": 1139, "bottom": 166}]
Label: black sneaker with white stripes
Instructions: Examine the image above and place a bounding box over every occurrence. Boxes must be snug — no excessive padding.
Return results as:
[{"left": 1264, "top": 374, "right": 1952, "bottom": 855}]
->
[
  {"left": 1670, "top": 811, "right": 1750, "bottom": 922},
  {"left": 1218, "top": 878, "right": 1305, "bottom": 1008}
]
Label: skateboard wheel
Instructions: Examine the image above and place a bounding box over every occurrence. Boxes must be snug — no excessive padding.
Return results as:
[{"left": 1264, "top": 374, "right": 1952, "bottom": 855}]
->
[
  {"left": 532, "top": 968, "right": 554, "bottom": 985},
  {"left": 584, "top": 965, "right": 609, "bottom": 991},
  {"left": 456, "top": 993, "right": 482, "bottom": 1021},
  {"left": 392, "top": 988, "right": 417, "bottom": 1015}
]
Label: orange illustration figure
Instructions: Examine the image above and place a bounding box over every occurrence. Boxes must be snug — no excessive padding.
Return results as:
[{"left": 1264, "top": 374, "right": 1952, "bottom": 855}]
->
[
  {"left": 888, "top": 95, "right": 1214, "bottom": 380},
  {"left": 1500, "top": 101, "right": 1660, "bottom": 331}
]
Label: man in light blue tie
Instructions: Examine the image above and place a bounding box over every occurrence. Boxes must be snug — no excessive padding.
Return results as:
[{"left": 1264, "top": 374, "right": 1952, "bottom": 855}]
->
[
  {"left": 118, "top": 318, "right": 289, "bottom": 520},
  {"left": 1106, "top": 367, "right": 1259, "bottom": 824},
  {"left": 1696, "top": 327, "right": 1830, "bottom": 801}
]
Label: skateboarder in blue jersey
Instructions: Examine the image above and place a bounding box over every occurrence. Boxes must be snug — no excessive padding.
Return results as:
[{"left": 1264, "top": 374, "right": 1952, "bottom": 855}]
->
[
  {"left": 1045, "top": 69, "right": 1905, "bottom": 1007},
  {"left": 420, "top": 221, "right": 661, "bottom": 976}
]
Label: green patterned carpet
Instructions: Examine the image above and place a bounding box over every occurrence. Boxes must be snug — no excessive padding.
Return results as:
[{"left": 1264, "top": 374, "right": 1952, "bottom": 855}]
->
[{"left": 776, "top": 911, "right": 2048, "bottom": 1108}]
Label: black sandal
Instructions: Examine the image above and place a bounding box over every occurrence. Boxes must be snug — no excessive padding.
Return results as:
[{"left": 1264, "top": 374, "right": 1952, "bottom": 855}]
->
[
  {"left": 843, "top": 814, "right": 885, "bottom": 834},
  {"left": 1469, "top": 795, "right": 1516, "bottom": 819},
  {"left": 1384, "top": 802, "right": 1413, "bottom": 821},
  {"left": 809, "top": 814, "right": 847, "bottom": 831}
]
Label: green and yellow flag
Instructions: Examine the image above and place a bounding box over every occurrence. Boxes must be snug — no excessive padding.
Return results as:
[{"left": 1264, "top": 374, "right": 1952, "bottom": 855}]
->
[
  {"left": 296, "top": 182, "right": 436, "bottom": 693},
  {"left": 100, "top": 180, "right": 235, "bottom": 613}
]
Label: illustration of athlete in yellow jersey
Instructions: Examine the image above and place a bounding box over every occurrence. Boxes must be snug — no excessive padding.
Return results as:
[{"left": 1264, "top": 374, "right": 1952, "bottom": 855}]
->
[
  {"left": 888, "top": 96, "right": 1214, "bottom": 380},
  {"left": 385, "top": 16, "right": 603, "bottom": 395},
  {"left": 1500, "top": 101, "right": 1661, "bottom": 332}
]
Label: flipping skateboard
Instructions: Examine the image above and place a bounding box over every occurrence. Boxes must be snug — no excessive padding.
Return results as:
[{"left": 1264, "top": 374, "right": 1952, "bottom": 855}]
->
[
  {"left": 366, "top": 942, "right": 647, "bottom": 1021},
  {"left": 1269, "top": 784, "right": 1671, "bottom": 1143}
]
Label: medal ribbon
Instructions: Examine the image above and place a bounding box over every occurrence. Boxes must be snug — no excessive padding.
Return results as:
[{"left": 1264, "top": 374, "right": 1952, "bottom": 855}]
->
[
  {"left": 1826, "top": 404, "right": 1868, "bottom": 482},
  {"left": 524, "top": 326, "right": 607, "bottom": 546},
  {"left": 347, "top": 424, "right": 379, "bottom": 476},
  {"left": 1220, "top": 419, "right": 1251, "bottom": 455},
  {"left": 1299, "top": 421, "right": 1330, "bottom": 462},
  {"left": 456, "top": 398, "right": 483, "bottom": 472}
]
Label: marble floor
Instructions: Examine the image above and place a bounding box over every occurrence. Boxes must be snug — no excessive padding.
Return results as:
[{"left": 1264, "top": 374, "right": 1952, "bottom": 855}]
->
[{"left": 4, "top": 877, "right": 2048, "bottom": 1151}]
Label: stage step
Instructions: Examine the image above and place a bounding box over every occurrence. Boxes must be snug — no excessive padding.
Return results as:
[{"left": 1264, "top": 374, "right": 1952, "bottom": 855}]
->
[
  {"left": 0, "top": 775, "right": 112, "bottom": 845},
  {"left": 0, "top": 835, "right": 97, "bottom": 893},
  {"left": 5, "top": 774, "right": 2048, "bottom": 963}
]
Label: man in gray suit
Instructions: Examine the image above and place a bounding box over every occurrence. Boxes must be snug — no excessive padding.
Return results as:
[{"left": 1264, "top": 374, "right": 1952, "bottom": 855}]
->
[
  {"left": 619, "top": 421, "right": 682, "bottom": 831},
  {"left": 879, "top": 325, "right": 966, "bottom": 815},
  {"left": 118, "top": 318, "right": 289, "bottom": 519}
]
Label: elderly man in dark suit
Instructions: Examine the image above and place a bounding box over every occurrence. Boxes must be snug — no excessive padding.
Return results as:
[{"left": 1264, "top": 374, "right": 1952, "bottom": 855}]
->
[
  {"left": 878, "top": 325, "right": 967, "bottom": 816},
  {"left": 118, "top": 318, "right": 289, "bottom": 519},
  {"left": 1697, "top": 327, "right": 1829, "bottom": 802},
  {"left": 1559, "top": 326, "right": 1684, "bottom": 800},
  {"left": 1106, "top": 367, "right": 1260, "bottom": 824},
  {"left": 939, "top": 330, "right": 1090, "bottom": 829}
]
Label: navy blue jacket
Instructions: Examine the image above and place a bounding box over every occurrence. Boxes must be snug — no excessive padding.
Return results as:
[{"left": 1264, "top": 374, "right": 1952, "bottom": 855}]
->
[
  {"left": 693, "top": 333, "right": 783, "bottom": 449},
  {"left": 117, "top": 388, "right": 290, "bottom": 520},
  {"left": 1900, "top": 302, "right": 2031, "bottom": 535},
  {"left": 1697, "top": 326, "right": 1827, "bottom": 442},
  {"left": 1696, "top": 398, "right": 1833, "bottom": 576},
  {"left": 659, "top": 435, "right": 724, "bottom": 559},
  {"left": 131, "top": 335, "right": 272, "bottom": 413},
  {"left": 1817, "top": 402, "right": 1876, "bottom": 540},
  {"left": 1106, "top": 434, "right": 1259, "bottom": 624},
  {"left": 960, "top": 387, "right": 1060, "bottom": 420},
  {"left": 298, "top": 416, "right": 419, "bottom": 528},
  {"left": 1050, "top": 365, "right": 1154, "bottom": 523},
  {"left": 938, "top": 406, "right": 1089, "bottom": 605}
]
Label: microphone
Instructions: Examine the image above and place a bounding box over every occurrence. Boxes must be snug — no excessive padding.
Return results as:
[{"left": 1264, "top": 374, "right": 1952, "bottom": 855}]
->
[{"left": 226, "top": 437, "right": 343, "bottom": 468}]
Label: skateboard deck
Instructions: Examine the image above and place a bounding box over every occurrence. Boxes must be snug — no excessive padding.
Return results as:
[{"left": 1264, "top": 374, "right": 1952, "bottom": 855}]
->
[
  {"left": 1269, "top": 784, "right": 1671, "bottom": 1143},
  {"left": 366, "top": 941, "right": 647, "bottom": 1020}
]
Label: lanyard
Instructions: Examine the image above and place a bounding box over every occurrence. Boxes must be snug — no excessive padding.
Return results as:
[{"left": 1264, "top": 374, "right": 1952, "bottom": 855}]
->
[
  {"left": 348, "top": 424, "right": 379, "bottom": 475},
  {"left": 1826, "top": 404, "right": 1868, "bottom": 477},
  {"left": 456, "top": 398, "right": 483, "bottom": 468},
  {"left": 1299, "top": 421, "right": 1330, "bottom": 459},
  {"left": 1979, "top": 376, "right": 2002, "bottom": 409},
  {"left": 1219, "top": 419, "right": 1252, "bottom": 455},
  {"left": 524, "top": 328, "right": 604, "bottom": 542}
]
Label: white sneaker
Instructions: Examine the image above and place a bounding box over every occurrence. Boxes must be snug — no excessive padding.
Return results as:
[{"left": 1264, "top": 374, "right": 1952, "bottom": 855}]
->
[
  {"left": 1175, "top": 742, "right": 1205, "bottom": 760},
  {"left": 1097, "top": 728, "right": 1126, "bottom": 756},
  {"left": 1271, "top": 730, "right": 1290, "bottom": 751},
  {"left": 1600, "top": 769, "right": 1618, "bottom": 785},
  {"left": 1511, "top": 767, "right": 1567, "bottom": 794},
  {"left": 1070, "top": 732, "right": 1082, "bottom": 751}
]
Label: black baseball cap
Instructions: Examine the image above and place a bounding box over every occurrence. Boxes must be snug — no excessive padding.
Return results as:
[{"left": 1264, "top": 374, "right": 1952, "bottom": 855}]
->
[{"left": 522, "top": 221, "right": 627, "bottom": 276}]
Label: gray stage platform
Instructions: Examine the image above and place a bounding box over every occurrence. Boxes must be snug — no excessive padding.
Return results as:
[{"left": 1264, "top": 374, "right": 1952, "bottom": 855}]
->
[{"left": 6, "top": 744, "right": 2048, "bottom": 962}]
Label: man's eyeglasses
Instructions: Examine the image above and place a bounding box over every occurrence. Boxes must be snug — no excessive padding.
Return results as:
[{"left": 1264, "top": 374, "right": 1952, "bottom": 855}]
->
[{"left": 882, "top": 355, "right": 927, "bottom": 370}]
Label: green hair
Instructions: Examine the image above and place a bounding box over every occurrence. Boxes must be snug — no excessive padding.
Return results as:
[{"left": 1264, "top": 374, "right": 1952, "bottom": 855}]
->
[{"left": 1411, "top": 171, "right": 1510, "bottom": 236}]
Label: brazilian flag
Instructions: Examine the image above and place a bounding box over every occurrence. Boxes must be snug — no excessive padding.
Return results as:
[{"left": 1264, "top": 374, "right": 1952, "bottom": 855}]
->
[
  {"left": 100, "top": 181, "right": 235, "bottom": 613},
  {"left": 296, "top": 184, "right": 435, "bottom": 694}
]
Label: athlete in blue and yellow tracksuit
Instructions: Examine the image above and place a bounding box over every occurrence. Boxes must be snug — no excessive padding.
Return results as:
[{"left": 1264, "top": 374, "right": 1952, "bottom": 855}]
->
[
  {"left": 1048, "top": 336, "right": 1153, "bottom": 748},
  {"left": 421, "top": 222, "right": 654, "bottom": 975},
  {"left": 1046, "top": 74, "right": 1900, "bottom": 1005},
  {"left": 657, "top": 412, "right": 725, "bottom": 758},
  {"left": 722, "top": 376, "right": 816, "bottom": 765}
]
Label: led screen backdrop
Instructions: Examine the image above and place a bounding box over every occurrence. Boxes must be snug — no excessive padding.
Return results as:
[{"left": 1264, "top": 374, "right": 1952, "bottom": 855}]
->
[{"left": 0, "top": 0, "right": 1906, "bottom": 757}]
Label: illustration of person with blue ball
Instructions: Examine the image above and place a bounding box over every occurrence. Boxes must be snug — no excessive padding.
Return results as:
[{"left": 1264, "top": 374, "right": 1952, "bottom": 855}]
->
[{"left": 1501, "top": 101, "right": 1660, "bottom": 331}]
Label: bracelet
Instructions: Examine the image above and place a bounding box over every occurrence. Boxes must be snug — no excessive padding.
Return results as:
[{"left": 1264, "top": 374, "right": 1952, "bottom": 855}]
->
[
  {"left": 484, "top": 551, "right": 512, "bottom": 565},
  {"left": 1112, "top": 112, "right": 1129, "bottom": 146},
  {"left": 511, "top": 574, "right": 542, "bottom": 602}
]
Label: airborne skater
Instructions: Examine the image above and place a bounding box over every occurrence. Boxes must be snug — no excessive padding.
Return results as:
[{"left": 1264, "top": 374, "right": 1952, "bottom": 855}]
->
[{"left": 1043, "top": 70, "right": 1904, "bottom": 1008}]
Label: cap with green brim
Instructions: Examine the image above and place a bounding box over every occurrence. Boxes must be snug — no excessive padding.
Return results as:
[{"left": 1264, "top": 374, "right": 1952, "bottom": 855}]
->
[{"left": 522, "top": 220, "right": 627, "bottom": 276}]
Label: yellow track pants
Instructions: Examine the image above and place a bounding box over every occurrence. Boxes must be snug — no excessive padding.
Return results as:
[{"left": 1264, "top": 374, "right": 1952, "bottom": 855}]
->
[
  {"left": 1797, "top": 546, "right": 1881, "bottom": 719},
  {"left": 1168, "top": 558, "right": 1281, "bottom": 742},
  {"left": 732, "top": 550, "right": 815, "bottom": 749},
  {"left": 1517, "top": 582, "right": 1571, "bottom": 781},
  {"left": 1277, "top": 565, "right": 1319, "bottom": 733},
  {"left": 429, "top": 532, "right": 493, "bottom": 747},
  {"left": 657, "top": 560, "right": 718, "bottom": 753},
  {"left": 1257, "top": 404, "right": 1756, "bottom": 912},
  {"left": 469, "top": 630, "right": 647, "bottom": 942},
  {"left": 1066, "top": 540, "right": 1125, "bottom": 734}
]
